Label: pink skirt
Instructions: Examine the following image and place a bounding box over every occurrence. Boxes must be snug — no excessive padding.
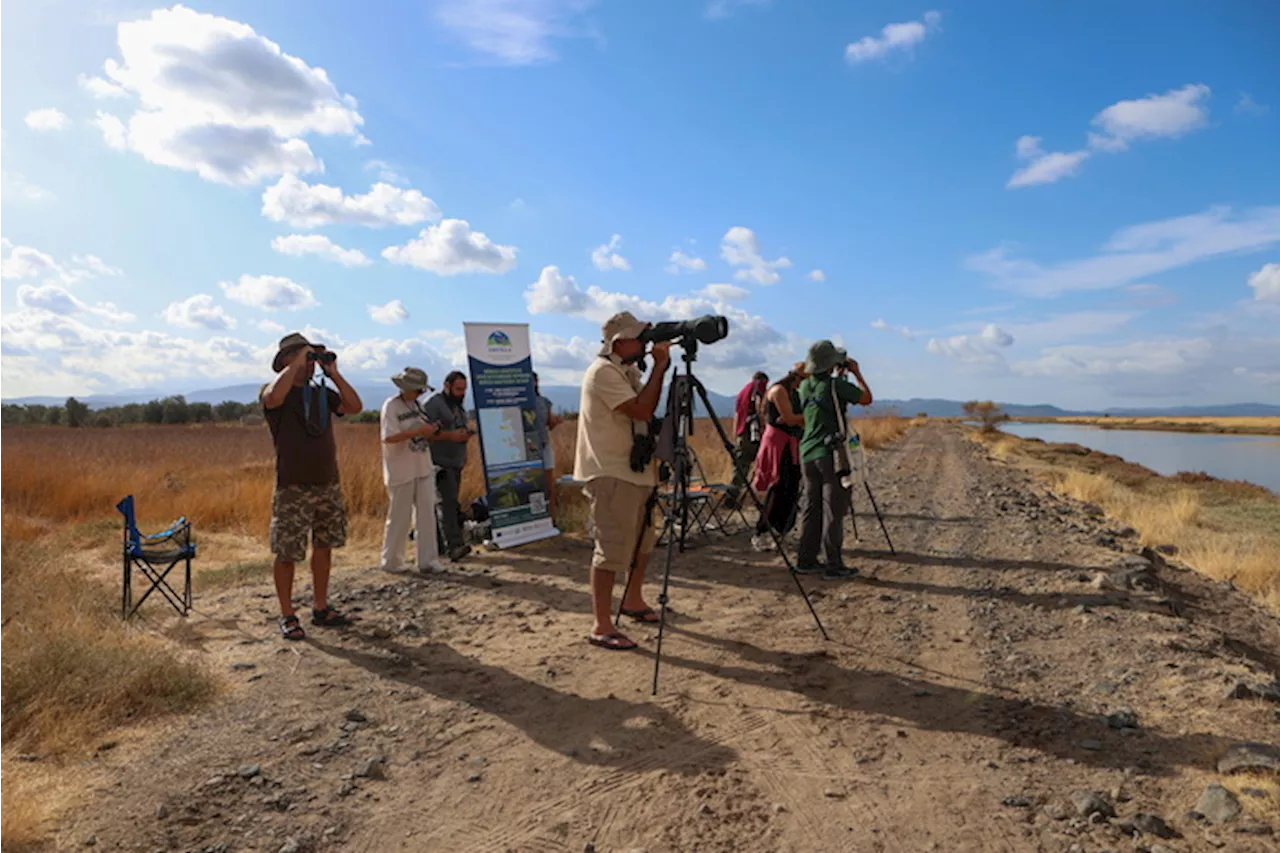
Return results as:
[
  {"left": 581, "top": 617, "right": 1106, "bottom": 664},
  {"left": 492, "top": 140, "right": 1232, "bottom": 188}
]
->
[{"left": 752, "top": 424, "right": 799, "bottom": 493}]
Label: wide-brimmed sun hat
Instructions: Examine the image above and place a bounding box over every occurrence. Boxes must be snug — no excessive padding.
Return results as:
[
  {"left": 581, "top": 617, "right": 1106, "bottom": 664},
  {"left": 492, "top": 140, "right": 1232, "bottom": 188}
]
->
[
  {"left": 597, "top": 311, "right": 650, "bottom": 356},
  {"left": 392, "top": 366, "right": 433, "bottom": 393},
  {"left": 804, "top": 339, "right": 848, "bottom": 375},
  {"left": 272, "top": 332, "right": 326, "bottom": 372}
]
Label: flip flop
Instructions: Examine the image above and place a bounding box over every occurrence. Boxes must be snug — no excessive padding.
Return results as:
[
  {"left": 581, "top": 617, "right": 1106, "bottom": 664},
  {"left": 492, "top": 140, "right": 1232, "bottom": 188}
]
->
[
  {"left": 620, "top": 607, "right": 661, "bottom": 624},
  {"left": 588, "top": 632, "right": 637, "bottom": 651}
]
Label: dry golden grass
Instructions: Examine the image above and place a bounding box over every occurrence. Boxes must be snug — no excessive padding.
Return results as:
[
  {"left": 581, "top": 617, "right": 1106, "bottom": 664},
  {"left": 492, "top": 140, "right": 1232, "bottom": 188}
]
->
[
  {"left": 1015, "top": 415, "right": 1280, "bottom": 435},
  {"left": 0, "top": 523, "right": 218, "bottom": 756},
  {"left": 0, "top": 777, "right": 46, "bottom": 852},
  {"left": 984, "top": 431, "right": 1280, "bottom": 610},
  {"left": 2, "top": 415, "right": 909, "bottom": 540}
]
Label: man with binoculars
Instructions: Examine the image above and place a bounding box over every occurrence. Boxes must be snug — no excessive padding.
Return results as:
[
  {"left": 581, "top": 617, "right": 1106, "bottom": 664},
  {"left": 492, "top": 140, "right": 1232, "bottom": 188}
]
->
[{"left": 260, "top": 332, "right": 363, "bottom": 640}]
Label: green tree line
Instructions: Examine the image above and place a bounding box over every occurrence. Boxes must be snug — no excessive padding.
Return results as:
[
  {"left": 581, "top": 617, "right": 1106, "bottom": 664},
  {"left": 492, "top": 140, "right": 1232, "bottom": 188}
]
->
[{"left": 1, "top": 396, "right": 263, "bottom": 428}]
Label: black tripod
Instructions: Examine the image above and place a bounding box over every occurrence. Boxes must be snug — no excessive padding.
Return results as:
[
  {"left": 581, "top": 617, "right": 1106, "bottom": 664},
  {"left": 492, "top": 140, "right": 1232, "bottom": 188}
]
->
[
  {"left": 844, "top": 430, "right": 895, "bottom": 554},
  {"left": 618, "top": 342, "right": 829, "bottom": 695}
]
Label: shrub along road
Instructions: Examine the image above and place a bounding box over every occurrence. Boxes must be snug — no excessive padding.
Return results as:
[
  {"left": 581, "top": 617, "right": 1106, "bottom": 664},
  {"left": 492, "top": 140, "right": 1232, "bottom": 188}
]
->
[{"left": 48, "top": 422, "right": 1279, "bottom": 852}]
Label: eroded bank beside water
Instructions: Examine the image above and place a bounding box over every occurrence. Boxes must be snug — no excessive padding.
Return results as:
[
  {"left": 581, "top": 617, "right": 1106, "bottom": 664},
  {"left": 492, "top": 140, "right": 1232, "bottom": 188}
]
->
[{"left": 979, "top": 428, "right": 1280, "bottom": 612}]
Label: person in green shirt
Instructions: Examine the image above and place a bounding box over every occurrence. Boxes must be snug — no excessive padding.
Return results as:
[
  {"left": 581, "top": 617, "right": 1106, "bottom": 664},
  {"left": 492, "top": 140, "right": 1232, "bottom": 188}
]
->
[{"left": 796, "top": 339, "right": 873, "bottom": 577}]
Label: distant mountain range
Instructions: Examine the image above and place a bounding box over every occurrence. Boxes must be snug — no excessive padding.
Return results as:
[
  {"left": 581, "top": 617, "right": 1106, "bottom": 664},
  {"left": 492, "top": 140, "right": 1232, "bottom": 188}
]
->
[{"left": 4, "top": 384, "right": 1278, "bottom": 420}]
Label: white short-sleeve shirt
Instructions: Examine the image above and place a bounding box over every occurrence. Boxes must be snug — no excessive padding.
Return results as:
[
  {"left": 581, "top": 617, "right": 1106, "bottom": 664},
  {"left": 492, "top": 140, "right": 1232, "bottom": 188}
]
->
[{"left": 573, "top": 355, "right": 658, "bottom": 488}]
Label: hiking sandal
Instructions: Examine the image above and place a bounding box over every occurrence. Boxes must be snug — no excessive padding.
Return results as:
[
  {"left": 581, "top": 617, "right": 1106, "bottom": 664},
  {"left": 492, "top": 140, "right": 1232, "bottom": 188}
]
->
[
  {"left": 310, "top": 606, "right": 354, "bottom": 627},
  {"left": 279, "top": 614, "right": 306, "bottom": 641}
]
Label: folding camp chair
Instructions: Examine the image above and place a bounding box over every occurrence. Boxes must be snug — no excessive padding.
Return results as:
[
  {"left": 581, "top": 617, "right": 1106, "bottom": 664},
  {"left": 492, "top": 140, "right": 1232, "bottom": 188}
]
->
[
  {"left": 686, "top": 447, "right": 751, "bottom": 536},
  {"left": 116, "top": 495, "right": 195, "bottom": 619}
]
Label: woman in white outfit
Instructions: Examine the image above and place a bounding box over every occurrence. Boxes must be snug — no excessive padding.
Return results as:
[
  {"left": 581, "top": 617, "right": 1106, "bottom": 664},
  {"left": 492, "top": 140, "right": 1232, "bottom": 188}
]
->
[{"left": 380, "top": 367, "right": 446, "bottom": 573}]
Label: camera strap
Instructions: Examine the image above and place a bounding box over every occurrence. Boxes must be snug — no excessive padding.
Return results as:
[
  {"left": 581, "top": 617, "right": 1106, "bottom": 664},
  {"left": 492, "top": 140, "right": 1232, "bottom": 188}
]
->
[{"left": 302, "top": 380, "right": 329, "bottom": 437}]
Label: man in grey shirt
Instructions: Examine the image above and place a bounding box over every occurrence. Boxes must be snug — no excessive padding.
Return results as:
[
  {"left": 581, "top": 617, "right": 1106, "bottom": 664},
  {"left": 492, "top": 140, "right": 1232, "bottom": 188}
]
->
[{"left": 423, "top": 370, "right": 473, "bottom": 560}]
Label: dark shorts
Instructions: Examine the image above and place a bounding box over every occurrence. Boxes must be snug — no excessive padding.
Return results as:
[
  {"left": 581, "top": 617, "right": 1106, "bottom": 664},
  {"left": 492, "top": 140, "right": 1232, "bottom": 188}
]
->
[{"left": 270, "top": 483, "right": 347, "bottom": 562}]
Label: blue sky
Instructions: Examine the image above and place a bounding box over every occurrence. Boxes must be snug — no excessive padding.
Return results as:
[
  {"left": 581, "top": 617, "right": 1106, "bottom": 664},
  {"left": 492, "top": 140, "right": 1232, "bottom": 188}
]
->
[{"left": 3, "top": 0, "right": 1278, "bottom": 408}]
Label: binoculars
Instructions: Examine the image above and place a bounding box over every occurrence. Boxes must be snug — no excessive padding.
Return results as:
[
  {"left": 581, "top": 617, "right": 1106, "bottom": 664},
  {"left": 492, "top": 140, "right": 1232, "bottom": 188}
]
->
[{"left": 307, "top": 350, "right": 337, "bottom": 365}]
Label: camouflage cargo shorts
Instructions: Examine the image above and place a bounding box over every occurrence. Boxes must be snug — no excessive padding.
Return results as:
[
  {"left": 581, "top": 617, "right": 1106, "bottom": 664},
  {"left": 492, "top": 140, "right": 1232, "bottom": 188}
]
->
[{"left": 270, "top": 483, "right": 348, "bottom": 562}]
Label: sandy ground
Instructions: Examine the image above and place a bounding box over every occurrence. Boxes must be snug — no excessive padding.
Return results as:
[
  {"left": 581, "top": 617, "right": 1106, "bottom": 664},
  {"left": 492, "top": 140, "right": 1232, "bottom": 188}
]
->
[{"left": 43, "top": 422, "right": 1280, "bottom": 852}]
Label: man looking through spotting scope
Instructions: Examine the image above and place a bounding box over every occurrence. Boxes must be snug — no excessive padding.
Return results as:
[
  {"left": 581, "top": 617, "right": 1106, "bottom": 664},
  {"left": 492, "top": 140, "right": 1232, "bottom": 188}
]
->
[
  {"left": 796, "top": 340, "right": 873, "bottom": 578},
  {"left": 574, "top": 311, "right": 672, "bottom": 652}
]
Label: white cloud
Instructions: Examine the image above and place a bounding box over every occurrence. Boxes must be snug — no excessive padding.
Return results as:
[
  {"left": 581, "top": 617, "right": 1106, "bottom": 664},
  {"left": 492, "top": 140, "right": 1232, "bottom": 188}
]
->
[
  {"left": 926, "top": 324, "right": 1013, "bottom": 364},
  {"left": 270, "top": 234, "right": 371, "bottom": 267},
  {"left": 87, "top": 5, "right": 364, "bottom": 184},
  {"left": 698, "top": 283, "right": 749, "bottom": 301},
  {"left": 363, "top": 159, "right": 406, "bottom": 185},
  {"left": 1012, "top": 337, "right": 1214, "bottom": 379},
  {"left": 509, "top": 197, "right": 527, "bottom": 210},
  {"left": 219, "top": 274, "right": 318, "bottom": 311},
  {"left": 24, "top": 108, "right": 70, "bottom": 132},
  {"left": 256, "top": 319, "right": 286, "bottom": 334},
  {"left": 1, "top": 172, "right": 55, "bottom": 202},
  {"left": 1008, "top": 84, "right": 1211, "bottom": 188},
  {"left": 261, "top": 174, "right": 440, "bottom": 228},
  {"left": 1235, "top": 93, "right": 1268, "bottom": 116},
  {"left": 969, "top": 206, "right": 1280, "bottom": 297},
  {"left": 93, "top": 112, "right": 128, "bottom": 150},
  {"left": 71, "top": 255, "right": 123, "bottom": 278},
  {"left": 665, "top": 250, "right": 707, "bottom": 274},
  {"left": 522, "top": 264, "right": 799, "bottom": 374},
  {"left": 845, "top": 11, "right": 941, "bottom": 64},
  {"left": 161, "top": 293, "right": 236, "bottom": 329},
  {"left": 1007, "top": 136, "right": 1090, "bottom": 188},
  {"left": 590, "top": 234, "right": 631, "bottom": 271},
  {"left": 434, "top": 0, "right": 598, "bottom": 65},
  {"left": 381, "top": 219, "right": 518, "bottom": 275},
  {"left": 807, "top": 269, "right": 826, "bottom": 282},
  {"left": 720, "top": 226, "right": 791, "bottom": 285},
  {"left": 531, "top": 331, "right": 597, "bottom": 372},
  {"left": 368, "top": 299, "right": 409, "bottom": 325},
  {"left": 16, "top": 283, "right": 134, "bottom": 323},
  {"left": 524, "top": 266, "right": 589, "bottom": 314},
  {"left": 870, "top": 318, "right": 920, "bottom": 340},
  {"left": 1248, "top": 263, "right": 1280, "bottom": 303},
  {"left": 1088, "top": 84, "right": 1211, "bottom": 152},
  {"left": 78, "top": 73, "right": 129, "bottom": 99},
  {"left": 0, "top": 240, "right": 122, "bottom": 284}
]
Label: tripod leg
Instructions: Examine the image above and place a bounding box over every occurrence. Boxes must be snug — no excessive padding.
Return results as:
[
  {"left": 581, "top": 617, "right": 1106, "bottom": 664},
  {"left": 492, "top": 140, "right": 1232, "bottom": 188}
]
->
[
  {"left": 864, "top": 480, "right": 895, "bottom": 554},
  {"left": 688, "top": 377, "right": 829, "bottom": 641},
  {"left": 848, "top": 484, "right": 860, "bottom": 540},
  {"left": 651, "top": 470, "right": 685, "bottom": 695},
  {"left": 616, "top": 489, "right": 660, "bottom": 628}
]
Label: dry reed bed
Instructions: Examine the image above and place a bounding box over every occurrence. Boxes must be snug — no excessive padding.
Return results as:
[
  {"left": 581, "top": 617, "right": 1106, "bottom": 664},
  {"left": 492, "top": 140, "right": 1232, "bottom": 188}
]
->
[
  {"left": 982, "top": 430, "right": 1280, "bottom": 611},
  {"left": 1, "top": 415, "right": 910, "bottom": 542},
  {"left": 1012, "top": 415, "right": 1280, "bottom": 436}
]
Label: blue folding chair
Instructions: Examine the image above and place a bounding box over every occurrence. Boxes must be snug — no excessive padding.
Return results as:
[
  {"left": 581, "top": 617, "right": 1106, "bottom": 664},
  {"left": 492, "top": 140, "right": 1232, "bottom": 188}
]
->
[{"left": 116, "top": 495, "right": 195, "bottom": 619}]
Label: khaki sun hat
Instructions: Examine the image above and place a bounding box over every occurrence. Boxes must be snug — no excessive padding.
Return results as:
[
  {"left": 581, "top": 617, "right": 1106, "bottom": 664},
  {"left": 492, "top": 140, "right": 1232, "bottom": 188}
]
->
[
  {"left": 598, "top": 311, "right": 650, "bottom": 356},
  {"left": 804, "top": 339, "right": 848, "bottom": 375},
  {"left": 392, "top": 366, "right": 433, "bottom": 393},
  {"left": 272, "top": 332, "right": 326, "bottom": 372}
]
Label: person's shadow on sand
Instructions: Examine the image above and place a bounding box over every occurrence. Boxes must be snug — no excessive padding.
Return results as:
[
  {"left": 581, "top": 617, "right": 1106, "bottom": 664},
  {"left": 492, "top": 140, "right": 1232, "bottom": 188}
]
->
[{"left": 310, "top": 634, "right": 737, "bottom": 775}]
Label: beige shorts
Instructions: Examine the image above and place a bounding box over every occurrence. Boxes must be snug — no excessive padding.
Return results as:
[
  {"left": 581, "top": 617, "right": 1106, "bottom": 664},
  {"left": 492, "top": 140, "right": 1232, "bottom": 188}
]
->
[{"left": 584, "top": 477, "right": 657, "bottom": 574}]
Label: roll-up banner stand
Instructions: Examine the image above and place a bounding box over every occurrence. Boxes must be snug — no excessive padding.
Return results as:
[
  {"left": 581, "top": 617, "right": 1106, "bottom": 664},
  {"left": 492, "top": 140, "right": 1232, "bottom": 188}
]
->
[{"left": 463, "top": 322, "right": 560, "bottom": 548}]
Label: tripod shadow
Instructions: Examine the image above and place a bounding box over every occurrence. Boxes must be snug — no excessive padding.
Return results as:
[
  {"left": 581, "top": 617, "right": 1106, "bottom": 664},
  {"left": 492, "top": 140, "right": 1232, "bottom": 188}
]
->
[
  {"left": 310, "top": 635, "right": 736, "bottom": 773},
  {"left": 657, "top": 627, "right": 1231, "bottom": 777}
]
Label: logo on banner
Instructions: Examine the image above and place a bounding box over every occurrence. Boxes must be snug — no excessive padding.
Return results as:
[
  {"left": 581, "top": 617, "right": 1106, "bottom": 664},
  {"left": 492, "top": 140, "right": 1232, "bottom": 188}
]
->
[{"left": 486, "top": 330, "right": 512, "bottom": 352}]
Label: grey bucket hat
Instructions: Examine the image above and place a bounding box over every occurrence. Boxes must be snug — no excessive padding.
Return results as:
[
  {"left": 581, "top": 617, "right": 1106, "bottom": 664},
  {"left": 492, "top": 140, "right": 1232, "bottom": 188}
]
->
[
  {"left": 392, "top": 366, "right": 433, "bottom": 393},
  {"left": 272, "top": 331, "right": 325, "bottom": 372},
  {"left": 804, "top": 339, "right": 848, "bottom": 375}
]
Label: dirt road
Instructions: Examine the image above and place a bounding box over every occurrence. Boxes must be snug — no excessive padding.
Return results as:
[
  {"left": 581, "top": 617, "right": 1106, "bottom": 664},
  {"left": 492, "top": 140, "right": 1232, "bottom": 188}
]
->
[{"left": 52, "top": 423, "right": 1279, "bottom": 852}]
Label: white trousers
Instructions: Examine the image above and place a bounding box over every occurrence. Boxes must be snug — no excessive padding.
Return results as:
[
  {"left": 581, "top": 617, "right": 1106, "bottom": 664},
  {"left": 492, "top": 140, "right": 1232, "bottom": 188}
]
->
[{"left": 381, "top": 475, "right": 440, "bottom": 570}]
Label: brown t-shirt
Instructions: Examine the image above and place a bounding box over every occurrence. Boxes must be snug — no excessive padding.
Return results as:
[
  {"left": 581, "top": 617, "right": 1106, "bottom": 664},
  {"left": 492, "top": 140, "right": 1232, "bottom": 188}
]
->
[{"left": 262, "top": 384, "right": 343, "bottom": 487}]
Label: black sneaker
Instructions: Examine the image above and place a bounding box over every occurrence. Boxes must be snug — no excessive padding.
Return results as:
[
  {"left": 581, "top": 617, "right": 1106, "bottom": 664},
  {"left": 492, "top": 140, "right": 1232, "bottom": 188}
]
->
[
  {"left": 792, "top": 562, "right": 824, "bottom": 575},
  {"left": 823, "top": 564, "right": 859, "bottom": 580},
  {"left": 448, "top": 544, "right": 472, "bottom": 561}
]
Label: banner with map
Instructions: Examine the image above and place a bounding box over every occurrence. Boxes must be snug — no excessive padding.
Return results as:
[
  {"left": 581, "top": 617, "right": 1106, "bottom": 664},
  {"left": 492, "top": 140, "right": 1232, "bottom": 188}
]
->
[{"left": 462, "top": 322, "right": 559, "bottom": 548}]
